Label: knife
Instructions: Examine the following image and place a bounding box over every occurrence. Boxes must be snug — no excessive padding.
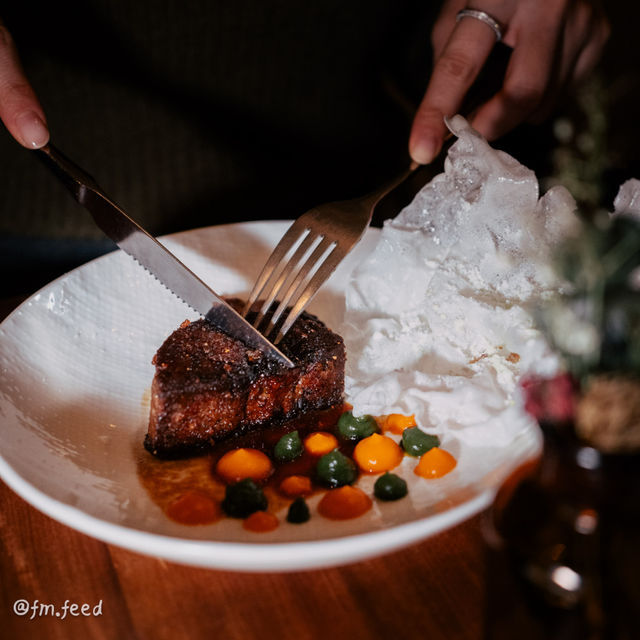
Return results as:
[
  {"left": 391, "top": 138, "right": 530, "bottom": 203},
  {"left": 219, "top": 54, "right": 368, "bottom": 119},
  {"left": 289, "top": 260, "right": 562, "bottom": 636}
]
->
[{"left": 36, "top": 143, "right": 294, "bottom": 368}]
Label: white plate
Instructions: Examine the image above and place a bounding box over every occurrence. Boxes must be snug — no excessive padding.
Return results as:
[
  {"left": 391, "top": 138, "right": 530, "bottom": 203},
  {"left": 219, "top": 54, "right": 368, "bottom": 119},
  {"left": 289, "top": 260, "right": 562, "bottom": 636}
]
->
[{"left": 0, "top": 221, "right": 540, "bottom": 571}]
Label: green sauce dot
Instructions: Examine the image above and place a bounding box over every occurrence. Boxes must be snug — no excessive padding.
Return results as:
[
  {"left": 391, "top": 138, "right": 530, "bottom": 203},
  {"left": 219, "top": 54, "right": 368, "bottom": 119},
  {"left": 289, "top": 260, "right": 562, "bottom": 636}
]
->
[
  {"left": 287, "top": 497, "right": 310, "bottom": 523},
  {"left": 274, "top": 430, "right": 304, "bottom": 462},
  {"left": 337, "top": 411, "right": 378, "bottom": 441},
  {"left": 402, "top": 427, "right": 440, "bottom": 457},
  {"left": 374, "top": 472, "right": 408, "bottom": 501}
]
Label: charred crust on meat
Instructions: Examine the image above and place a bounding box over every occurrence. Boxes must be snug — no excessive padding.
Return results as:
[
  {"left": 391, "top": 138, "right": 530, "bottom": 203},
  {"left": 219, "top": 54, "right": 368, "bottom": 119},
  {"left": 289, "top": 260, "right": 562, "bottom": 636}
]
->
[{"left": 146, "top": 299, "right": 345, "bottom": 457}]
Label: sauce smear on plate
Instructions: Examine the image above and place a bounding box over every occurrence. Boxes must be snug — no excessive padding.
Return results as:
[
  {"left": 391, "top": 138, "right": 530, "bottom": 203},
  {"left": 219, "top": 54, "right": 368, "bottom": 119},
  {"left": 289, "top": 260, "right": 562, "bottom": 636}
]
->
[{"left": 137, "top": 406, "right": 456, "bottom": 532}]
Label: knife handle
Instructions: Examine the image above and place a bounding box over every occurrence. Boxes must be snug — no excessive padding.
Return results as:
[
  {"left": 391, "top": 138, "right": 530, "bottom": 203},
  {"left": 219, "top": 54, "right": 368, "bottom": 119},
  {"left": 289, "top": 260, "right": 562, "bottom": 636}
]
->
[{"left": 36, "top": 143, "right": 102, "bottom": 202}]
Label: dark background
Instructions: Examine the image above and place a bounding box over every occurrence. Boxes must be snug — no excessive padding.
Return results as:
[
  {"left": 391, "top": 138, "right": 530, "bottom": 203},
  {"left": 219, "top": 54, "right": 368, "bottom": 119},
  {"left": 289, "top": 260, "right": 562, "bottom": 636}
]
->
[{"left": 0, "top": 1, "right": 638, "bottom": 296}]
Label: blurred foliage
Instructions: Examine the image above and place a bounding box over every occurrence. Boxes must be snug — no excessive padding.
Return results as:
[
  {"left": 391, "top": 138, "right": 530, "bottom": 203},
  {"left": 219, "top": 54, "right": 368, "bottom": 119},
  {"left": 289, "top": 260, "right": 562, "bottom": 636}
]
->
[
  {"left": 541, "top": 73, "right": 611, "bottom": 216},
  {"left": 536, "top": 213, "right": 640, "bottom": 383}
]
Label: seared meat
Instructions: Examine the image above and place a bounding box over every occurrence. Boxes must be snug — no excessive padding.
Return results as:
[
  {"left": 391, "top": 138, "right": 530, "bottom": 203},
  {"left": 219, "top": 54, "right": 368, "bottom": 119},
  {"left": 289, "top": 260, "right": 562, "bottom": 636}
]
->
[{"left": 145, "top": 300, "right": 345, "bottom": 456}]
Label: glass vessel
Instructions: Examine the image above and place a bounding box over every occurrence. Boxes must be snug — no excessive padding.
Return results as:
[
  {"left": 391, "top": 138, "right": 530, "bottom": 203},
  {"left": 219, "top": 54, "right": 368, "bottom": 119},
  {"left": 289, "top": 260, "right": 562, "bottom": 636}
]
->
[{"left": 484, "top": 418, "right": 639, "bottom": 640}]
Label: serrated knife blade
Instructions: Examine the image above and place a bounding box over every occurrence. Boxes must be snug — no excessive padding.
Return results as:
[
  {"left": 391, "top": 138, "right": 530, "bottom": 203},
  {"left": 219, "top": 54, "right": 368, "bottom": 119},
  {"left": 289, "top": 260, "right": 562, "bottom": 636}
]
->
[{"left": 36, "top": 143, "right": 294, "bottom": 368}]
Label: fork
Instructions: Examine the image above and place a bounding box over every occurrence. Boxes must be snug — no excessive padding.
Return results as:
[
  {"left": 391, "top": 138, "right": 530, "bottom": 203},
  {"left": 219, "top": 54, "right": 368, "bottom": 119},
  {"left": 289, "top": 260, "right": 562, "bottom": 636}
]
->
[
  {"left": 242, "top": 162, "right": 425, "bottom": 345},
  {"left": 242, "top": 43, "right": 513, "bottom": 344}
]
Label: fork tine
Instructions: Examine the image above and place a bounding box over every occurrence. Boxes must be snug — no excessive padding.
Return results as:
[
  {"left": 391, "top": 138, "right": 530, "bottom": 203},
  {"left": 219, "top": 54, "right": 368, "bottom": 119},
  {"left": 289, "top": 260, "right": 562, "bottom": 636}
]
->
[
  {"left": 260, "top": 236, "right": 335, "bottom": 337},
  {"left": 271, "top": 245, "right": 347, "bottom": 344},
  {"left": 242, "top": 221, "right": 310, "bottom": 317},
  {"left": 242, "top": 162, "right": 421, "bottom": 347},
  {"left": 251, "top": 230, "right": 319, "bottom": 329}
]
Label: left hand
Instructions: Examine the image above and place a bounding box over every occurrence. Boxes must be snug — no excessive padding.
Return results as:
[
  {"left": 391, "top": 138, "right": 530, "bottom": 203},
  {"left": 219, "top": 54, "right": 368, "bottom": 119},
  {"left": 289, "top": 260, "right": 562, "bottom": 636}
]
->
[
  {"left": 409, "top": 0, "right": 610, "bottom": 164},
  {"left": 0, "top": 17, "right": 49, "bottom": 148}
]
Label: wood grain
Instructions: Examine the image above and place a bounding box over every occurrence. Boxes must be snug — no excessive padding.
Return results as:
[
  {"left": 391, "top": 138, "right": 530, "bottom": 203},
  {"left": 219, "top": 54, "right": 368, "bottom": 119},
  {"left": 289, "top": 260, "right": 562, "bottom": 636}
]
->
[
  {"left": 0, "top": 295, "right": 487, "bottom": 640},
  {"left": 0, "top": 482, "right": 487, "bottom": 640}
]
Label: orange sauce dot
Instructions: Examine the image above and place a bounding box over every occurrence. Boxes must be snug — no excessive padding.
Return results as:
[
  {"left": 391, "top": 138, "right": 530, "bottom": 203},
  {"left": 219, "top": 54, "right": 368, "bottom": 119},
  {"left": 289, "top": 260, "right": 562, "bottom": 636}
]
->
[
  {"left": 353, "top": 433, "right": 403, "bottom": 474},
  {"left": 243, "top": 511, "right": 279, "bottom": 533},
  {"left": 317, "top": 486, "right": 372, "bottom": 520},
  {"left": 304, "top": 431, "right": 339, "bottom": 456},
  {"left": 279, "top": 475, "right": 313, "bottom": 497},
  {"left": 216, "top": 448, "right": 273, "bottom": 484},
  {"left": 414, "top": 447, "right": 457, "bottom": 479},
  {"left": 383, "top": 413, "right": 417, "bottom": 434},
  {"left": 166, "top": 491, "right": 220, "bottom": 525}
]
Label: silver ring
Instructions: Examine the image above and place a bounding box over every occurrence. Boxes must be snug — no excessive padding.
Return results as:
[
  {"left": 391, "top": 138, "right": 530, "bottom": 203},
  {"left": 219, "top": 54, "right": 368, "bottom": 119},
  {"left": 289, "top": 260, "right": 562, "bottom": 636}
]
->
[{"left": 456, "top": 9, "right": 503, "bottom": 42}]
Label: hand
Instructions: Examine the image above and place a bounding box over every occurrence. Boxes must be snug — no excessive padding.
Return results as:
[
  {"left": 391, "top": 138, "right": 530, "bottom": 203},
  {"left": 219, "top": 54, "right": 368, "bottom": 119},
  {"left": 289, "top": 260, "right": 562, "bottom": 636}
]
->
[
  {"left": 0, "top": 18, "right": 49, "bottom": 148},
  {"left": 409, "top": 0, "right": 610, "bottom": 164}
]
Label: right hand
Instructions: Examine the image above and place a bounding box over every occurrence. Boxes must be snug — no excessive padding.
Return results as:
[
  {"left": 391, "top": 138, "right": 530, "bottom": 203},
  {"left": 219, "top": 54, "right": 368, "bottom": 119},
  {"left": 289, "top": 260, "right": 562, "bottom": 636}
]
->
[
  {"left": 409, "top": 0, "right": 610, "bottom": 165},
  {"left": 0, "top": 18, "right": 49, "bottom": 148}
]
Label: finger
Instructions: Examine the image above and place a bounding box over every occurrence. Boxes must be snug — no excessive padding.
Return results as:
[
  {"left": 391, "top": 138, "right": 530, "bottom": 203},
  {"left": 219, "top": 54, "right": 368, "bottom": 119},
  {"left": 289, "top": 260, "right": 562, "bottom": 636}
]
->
[
  {"left": 430, "top": 0, "right": 467, "bottom": 59},
  {"left": 470, "top": 15, "right": 561, "bottom": 139},
  {"left": 0, "top": 21, "right": 49, "bottom": 148},
  {"left": 533, "top": 1, "right": 604, "bottom": 114},
  {"left": 532, "top": 1, "right": 599, "bottom": 121},
  {"left": 527, "top": 1, "right": 610, "bottom": 124},
  {"left": 571, "top": 7, "right": 611, "bottom": 84},
  {"left": 409, "top": 17, "right": 497, "bottom": 164}
]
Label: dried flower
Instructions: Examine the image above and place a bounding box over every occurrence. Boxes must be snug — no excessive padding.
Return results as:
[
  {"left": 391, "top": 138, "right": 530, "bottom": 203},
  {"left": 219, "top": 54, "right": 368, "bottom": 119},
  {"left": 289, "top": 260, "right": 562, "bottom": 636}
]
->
[
  {"left": 524, "top": 202, "right": 640, "bottom": 452},
  {"left": 574, "top": 374, "right": 640, "bottom": 453},
  {"left": 521, "top": 373, "right": 578, "bottom": 424}
]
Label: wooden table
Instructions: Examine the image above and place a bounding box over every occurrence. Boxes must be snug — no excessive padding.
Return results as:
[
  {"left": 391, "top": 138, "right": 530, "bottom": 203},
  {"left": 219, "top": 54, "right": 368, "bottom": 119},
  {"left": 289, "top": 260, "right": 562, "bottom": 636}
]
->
[{"left": 0, "top": 295, "right": 488, "bottom": 640}]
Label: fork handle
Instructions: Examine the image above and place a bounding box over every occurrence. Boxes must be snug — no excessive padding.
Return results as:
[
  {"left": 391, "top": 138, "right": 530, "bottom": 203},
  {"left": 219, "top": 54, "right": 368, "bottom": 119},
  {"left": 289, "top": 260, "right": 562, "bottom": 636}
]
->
[{"left": 371, "top": 43, "right": 512, "bottom": 226}]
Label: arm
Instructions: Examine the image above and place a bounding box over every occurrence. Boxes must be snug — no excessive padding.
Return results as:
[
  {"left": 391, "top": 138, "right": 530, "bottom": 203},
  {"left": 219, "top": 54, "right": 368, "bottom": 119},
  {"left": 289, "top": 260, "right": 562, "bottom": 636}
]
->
[
  {"left": 0, "top": 18, "right": 49, "bottom": 148},
  {"left": 410, "top": 0, "right": 610, "bottom": 164}
]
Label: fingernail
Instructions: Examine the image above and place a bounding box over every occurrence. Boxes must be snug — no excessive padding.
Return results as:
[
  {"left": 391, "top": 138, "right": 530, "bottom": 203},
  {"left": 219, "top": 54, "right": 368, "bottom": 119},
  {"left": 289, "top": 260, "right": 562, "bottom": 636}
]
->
[
  {"left": 15, "top": 111, "right": 49, "bottom": 148},
  {"left": 410, "top": 136, "right": 439, "bottom": 165}
]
